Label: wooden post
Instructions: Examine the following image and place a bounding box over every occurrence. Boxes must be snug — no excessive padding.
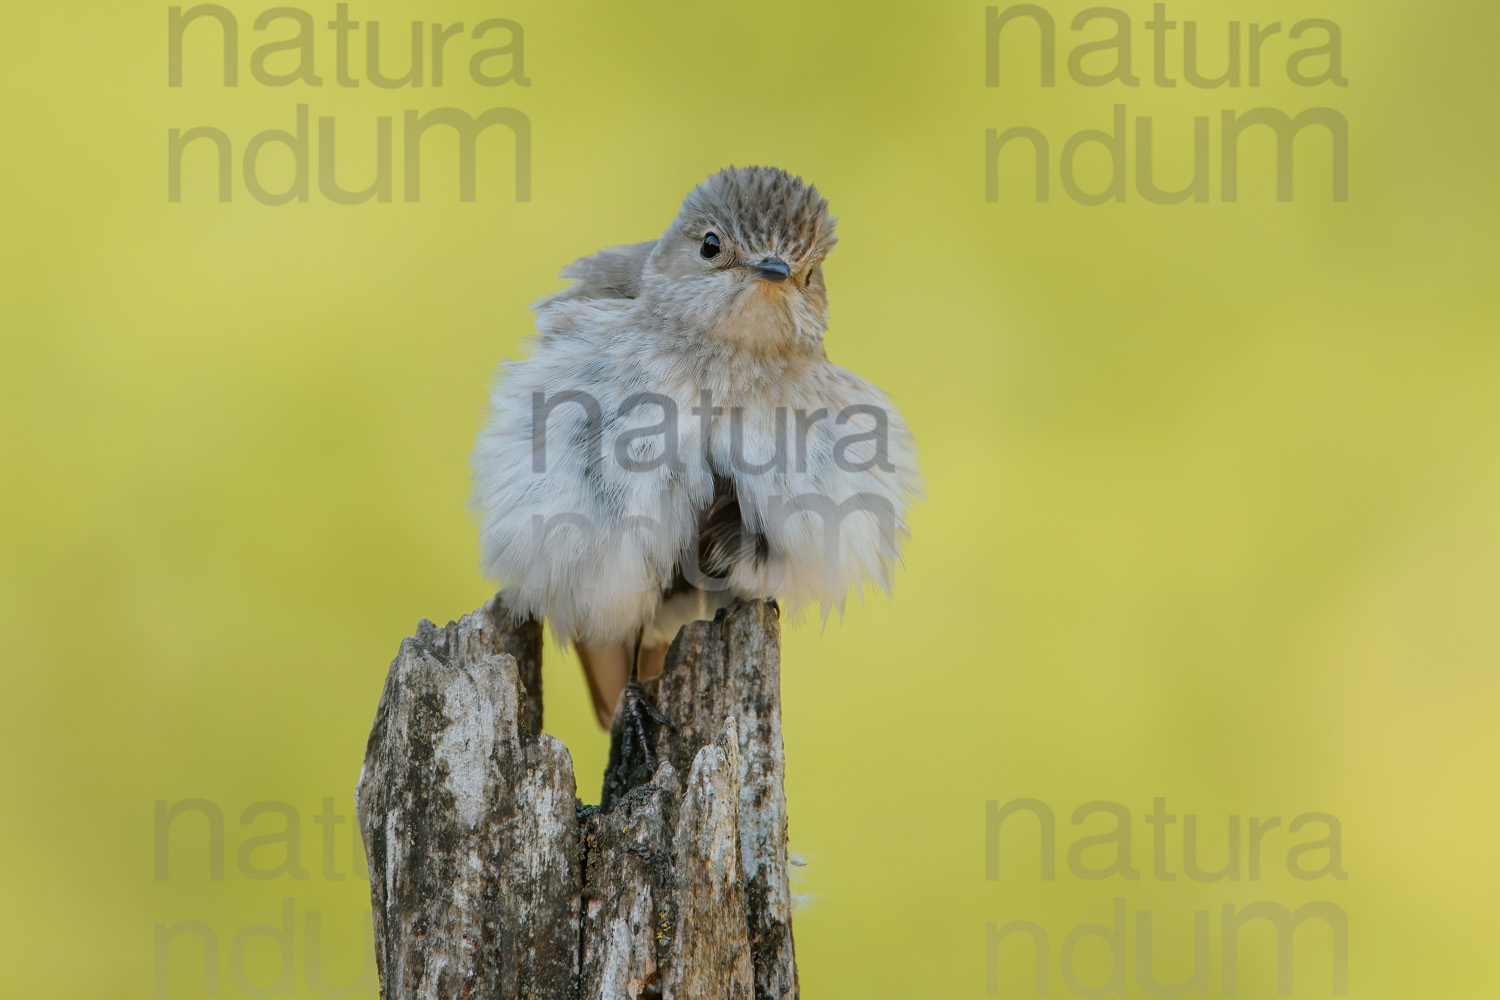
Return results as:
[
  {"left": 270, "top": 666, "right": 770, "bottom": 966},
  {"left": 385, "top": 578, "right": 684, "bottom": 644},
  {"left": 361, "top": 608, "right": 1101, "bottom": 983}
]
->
[{"left": 356, "top": 595, "right": 798, "bottom": 999}]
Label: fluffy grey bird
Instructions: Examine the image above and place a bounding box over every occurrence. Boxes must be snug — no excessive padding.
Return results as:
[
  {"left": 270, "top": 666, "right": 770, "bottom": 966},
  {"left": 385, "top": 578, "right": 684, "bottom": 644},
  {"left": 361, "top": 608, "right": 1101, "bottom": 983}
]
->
[{"left": 471, "top": 166, "right": 920, "bottom": 729}]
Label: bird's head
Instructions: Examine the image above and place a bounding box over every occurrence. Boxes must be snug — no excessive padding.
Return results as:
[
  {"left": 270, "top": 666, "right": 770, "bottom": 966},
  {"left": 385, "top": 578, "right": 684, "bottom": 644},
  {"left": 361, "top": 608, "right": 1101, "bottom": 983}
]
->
[{"left": 642, "top": 166, "right": 838, "bottom": 355}]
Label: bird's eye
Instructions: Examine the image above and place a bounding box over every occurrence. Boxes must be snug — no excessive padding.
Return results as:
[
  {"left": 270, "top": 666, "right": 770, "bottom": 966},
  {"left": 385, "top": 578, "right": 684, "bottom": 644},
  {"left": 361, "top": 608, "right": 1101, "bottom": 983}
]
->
[{"left": 700, "top": 233, "right": 721, "bottom": 260}]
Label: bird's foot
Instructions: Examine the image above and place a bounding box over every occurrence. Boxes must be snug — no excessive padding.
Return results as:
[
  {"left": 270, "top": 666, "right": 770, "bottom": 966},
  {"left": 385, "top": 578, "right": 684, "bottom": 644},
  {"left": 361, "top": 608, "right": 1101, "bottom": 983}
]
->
[{"left": 619, "top": 679, "right": 673, "bottom": 773}]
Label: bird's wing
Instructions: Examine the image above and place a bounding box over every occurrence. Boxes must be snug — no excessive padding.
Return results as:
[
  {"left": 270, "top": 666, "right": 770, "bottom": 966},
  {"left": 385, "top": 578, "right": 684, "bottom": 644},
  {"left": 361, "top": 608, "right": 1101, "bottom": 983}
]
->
[
  {"left": 540, "top": 240, "right": 655, "bottom": 307},
  {"left": 713, "top": 362, "right": 922, "bottom": 621},
  {"left": 471, "top": 321, "right": 714, "bottom": 646}
]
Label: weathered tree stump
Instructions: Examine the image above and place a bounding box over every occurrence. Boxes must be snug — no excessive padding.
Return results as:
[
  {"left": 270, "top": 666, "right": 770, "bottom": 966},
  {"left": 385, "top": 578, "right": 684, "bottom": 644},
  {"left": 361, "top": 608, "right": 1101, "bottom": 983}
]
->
[{"left": 356, "top": 594, "right": 798, "bottom": 999}]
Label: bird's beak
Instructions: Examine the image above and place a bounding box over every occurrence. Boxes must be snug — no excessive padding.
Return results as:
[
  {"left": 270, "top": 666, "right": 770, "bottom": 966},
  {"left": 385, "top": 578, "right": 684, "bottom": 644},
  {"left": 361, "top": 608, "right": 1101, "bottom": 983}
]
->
[{"left": 744, "top": 257, "right": 791, "bottom": 283}]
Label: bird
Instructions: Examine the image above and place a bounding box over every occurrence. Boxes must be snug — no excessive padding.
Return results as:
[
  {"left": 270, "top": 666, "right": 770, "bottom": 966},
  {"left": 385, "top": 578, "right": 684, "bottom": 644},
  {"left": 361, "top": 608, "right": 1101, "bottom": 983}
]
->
[{"left": 470, "top": 166, "right": 920, "bottom": 732}]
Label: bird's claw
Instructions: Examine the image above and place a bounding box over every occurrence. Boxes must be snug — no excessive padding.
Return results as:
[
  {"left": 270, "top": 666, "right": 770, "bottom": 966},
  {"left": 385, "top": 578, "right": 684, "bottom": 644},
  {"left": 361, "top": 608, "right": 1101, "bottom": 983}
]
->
[{"left": 620, "top": 679, "right": 672, "bottom": 772}]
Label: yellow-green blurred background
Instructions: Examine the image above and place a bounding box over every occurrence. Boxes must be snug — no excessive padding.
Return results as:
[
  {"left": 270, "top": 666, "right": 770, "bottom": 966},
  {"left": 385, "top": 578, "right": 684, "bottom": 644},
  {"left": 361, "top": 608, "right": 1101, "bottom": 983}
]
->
[{"left": 2, "top": 0, "right": 1496, "bottom": 996}]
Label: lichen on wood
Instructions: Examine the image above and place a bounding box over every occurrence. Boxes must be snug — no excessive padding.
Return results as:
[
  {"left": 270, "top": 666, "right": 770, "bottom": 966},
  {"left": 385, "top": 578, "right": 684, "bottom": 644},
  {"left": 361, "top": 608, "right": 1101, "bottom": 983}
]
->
[{"left": 357, "top": 594, "right": 799, "bottom": 999}]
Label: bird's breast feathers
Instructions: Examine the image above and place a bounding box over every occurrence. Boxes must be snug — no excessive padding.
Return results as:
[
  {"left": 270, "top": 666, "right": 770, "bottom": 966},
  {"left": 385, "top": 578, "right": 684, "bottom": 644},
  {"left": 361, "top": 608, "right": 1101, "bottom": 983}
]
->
[{"left": 471, "top": 319, "right": 920, "bottom": 644}]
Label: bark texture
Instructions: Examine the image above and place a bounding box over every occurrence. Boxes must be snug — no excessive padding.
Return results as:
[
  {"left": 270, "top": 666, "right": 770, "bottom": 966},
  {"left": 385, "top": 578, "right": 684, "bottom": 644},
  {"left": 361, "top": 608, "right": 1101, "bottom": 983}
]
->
[{"left": 357, "top": 594, "right": 798, "bottom": 1000}]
